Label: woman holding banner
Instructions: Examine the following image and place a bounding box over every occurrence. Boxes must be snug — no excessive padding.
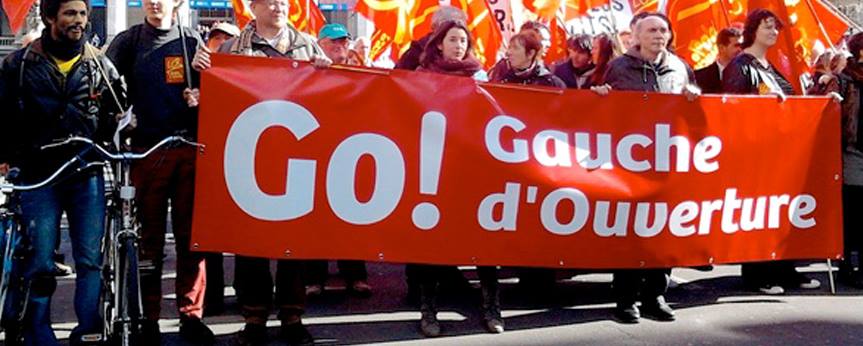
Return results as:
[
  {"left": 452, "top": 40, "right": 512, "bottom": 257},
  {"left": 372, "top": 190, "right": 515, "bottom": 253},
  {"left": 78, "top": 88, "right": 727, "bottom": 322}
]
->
[
  {"left": 491, "top": 31, "right": 566, "bottom": 87},
  {"left": 722, "top": 8, "right": 822, "bottom": 295},
  {"left": 412, "top": 19, "right": 499, "bottom": 337}
]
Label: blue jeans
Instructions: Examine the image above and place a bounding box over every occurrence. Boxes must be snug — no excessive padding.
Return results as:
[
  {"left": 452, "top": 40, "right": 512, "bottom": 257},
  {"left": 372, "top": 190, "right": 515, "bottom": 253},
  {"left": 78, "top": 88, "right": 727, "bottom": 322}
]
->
[{"left": 19, "top": 172, "right": 105, "bottom": 345}]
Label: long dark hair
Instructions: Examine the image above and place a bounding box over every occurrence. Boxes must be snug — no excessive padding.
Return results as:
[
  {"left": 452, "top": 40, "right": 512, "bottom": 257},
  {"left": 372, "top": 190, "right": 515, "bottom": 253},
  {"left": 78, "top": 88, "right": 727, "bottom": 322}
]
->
[
  {"left": 591, "top": 33, "right": 618, "bottom": 86},
  {"left": 420, "top": 20, "right": 475, "bottom": 66}
]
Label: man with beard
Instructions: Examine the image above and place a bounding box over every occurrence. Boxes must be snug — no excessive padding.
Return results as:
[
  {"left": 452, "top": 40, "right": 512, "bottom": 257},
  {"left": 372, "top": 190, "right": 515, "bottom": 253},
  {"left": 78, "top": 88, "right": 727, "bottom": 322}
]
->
[
  {"left": 0, "top": 0, "right": 124, "bottom": 344},
  {"left": 105, "top": 0, "right": 212, "bottom": 344},
  {"left": 191, "top": 0, "right": 330, "bottom": 343}
]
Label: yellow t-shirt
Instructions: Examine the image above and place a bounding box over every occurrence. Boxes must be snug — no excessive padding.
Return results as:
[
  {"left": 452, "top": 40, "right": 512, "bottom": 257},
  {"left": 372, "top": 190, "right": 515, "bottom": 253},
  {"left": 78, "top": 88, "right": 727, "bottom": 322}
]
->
[{"left": 52, "top": 54, "right": 82, "bottom": 77}]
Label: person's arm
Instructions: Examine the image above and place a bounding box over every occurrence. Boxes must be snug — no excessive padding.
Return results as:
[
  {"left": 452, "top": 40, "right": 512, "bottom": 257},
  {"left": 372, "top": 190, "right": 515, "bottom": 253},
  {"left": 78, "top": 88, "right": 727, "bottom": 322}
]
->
[
  {"left": 95, "top": 56, "right": 129, "bottom": 143},
  {"left": 105, "top": 29, "right": 132, "bottom": 79}
]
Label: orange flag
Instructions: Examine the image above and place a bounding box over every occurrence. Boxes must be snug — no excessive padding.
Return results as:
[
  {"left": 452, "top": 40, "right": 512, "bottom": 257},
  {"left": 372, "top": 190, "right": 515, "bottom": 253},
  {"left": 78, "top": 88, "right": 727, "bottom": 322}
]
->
[
  {"left": 356, "top": 0, "right": 440, "bottom": 61},
  {"left": 546, "top": 16, "right": 568, "bottom": 65},
  {"left": 2, "top": 0, "right": 37, "bottom": 34},
  {"left": 231, "top": 0, "right": 253, "bottom": 30},
  {"left": 630, "top": 0, "right": 659, "bottom": 13},
  {"left": 665, "top": 0, "right": 747, "bottom": 70},
  {"left": 231, "top": 0, "right": 326, "bottom": 34},
  {"left": 457, "top": 0, "right": 504, "bottom": 69},
  {"left": 667, "top": 0, "right": 848, "bottom": 94},
  {"left": 289, "top": 0, "right": 327, "bottom": 34}
]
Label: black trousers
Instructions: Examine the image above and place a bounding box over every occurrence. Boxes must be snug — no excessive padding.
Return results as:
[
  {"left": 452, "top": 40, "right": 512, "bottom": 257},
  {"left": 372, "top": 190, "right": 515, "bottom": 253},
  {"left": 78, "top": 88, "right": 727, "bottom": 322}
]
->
[
  {"left": 613, "top": 269, "right": 670, "bottom": 305},
  {"left": 842, "top": 184, "right": 863, "bottom": 271}
]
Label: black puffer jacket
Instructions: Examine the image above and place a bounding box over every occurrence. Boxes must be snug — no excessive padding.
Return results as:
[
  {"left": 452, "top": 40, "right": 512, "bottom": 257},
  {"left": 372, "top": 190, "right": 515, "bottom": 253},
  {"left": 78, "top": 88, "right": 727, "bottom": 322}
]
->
[
  {"left": 490, "top": 60, "right": 566, "bottom": 88},
  {"left": 0, "top": 39, "right": 124, "bottom": 182}
]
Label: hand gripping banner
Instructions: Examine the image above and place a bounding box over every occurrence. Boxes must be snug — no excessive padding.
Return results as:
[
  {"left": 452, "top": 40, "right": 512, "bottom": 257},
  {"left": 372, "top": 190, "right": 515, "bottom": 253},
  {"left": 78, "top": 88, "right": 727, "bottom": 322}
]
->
[{"left": 191, "top": 54, "right": 843, "bottom": 269}]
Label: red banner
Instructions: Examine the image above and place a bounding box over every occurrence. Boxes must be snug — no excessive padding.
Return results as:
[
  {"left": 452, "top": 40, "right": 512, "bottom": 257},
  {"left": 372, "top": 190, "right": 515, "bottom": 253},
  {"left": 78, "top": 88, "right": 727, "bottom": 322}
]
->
[{"left": 191, "top": 54, "right": 843, "bottom": 269}]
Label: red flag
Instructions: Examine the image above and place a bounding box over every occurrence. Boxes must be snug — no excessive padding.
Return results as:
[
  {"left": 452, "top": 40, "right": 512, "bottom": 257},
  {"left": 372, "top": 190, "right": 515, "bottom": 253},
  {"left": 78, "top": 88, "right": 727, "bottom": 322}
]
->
[
  {"left": 231, "top": 0, "right": 253, "bottom": 30},
  {"left": 666, "top": 0, "right": 747, "bottom": 70},
  {"left": 289, "top": 0, "right": 327, "bottom": 34},
  {"left": 630, "top": 0, "right": 660, "bottom": 13},
  {"left": 666, "top": 0, "right": 849, "bottom": 93},
  {"left": 546, "top": 16, "right": 568, "bottom": 65},
  {"left": 2, "top": 0, "right": 37, "bottom": 34},
  {"left": 230, "top": 0, "right": 326, "bottom": 34},
  {"left": 356, "top": 0, "right": 440, "bottom": 61},
  {"left": 457, "top": 0, "right": 503, "bottom": 69}
]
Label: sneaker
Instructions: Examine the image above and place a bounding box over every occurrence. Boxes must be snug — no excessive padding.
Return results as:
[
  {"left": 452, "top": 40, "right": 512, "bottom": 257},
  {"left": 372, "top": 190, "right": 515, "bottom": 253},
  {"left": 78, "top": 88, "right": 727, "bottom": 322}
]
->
[
  {"left": 349, "top": 280, "right": 373, "bottom": 297},
  {"left": 614, "top": 303, "right": 640, "bottom": 324},
  {"left": 799, "top": 278, "right": 821, "bottom": 289},
  {"left": 641, "top": 296, "right": 676, "bottom": 321},
  {"left": 483, "top": 309, "right": 505, "bottom": 334},
  {"left": 138, "top": 319, "right": 161, "bottom": 346},
  {"left": 237, "top": 323, "right": 268, "bottom": 346},
  {"left": 419, "top": 311, "right": 441, "bottom": 337},
  {"left": 179, "top": 318, "right": 215, "bottom": 345},
  {"left": 54, "top": 261, "right": 74, "bottom": 277},
  {"left": 279, "top": 321, "right": 314, "bottom": 345},
  {"left": 758, "top": 285, "right": 785, "bottom": 295},
  {"left": 305, "top": 284, "right": 323, "bottom": 297}
]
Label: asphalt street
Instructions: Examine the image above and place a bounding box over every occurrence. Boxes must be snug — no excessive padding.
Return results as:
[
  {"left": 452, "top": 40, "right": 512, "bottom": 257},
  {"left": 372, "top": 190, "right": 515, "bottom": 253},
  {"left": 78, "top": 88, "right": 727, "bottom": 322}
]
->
[{"left": 3, "top": 230, "right": 863, "bottom": 346}]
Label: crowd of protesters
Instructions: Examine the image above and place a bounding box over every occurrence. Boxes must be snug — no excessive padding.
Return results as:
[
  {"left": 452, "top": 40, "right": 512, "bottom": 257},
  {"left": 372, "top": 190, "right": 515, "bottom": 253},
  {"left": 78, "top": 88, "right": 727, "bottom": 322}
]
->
[{"left": 0, "top": 0, "right": 862, "bottom": 345}]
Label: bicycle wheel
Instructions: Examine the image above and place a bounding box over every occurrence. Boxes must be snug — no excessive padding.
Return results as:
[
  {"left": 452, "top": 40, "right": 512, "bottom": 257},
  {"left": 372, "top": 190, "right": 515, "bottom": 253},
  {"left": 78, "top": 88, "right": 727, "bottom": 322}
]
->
[
  {"left": 116, "top": 235, "right": 141, "bottom": 346},
  {"left": 0, "top": 218, "right": 17, "bottom": 324},
  {"left": 100, "top": 212, "right": 119, "bottom": 342}
]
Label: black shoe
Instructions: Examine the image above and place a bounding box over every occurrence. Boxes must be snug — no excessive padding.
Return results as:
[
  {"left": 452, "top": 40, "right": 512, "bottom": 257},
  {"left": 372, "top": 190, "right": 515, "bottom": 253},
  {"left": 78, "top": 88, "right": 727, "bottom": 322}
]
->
[
  {"left": 179, "top": 318, "right": 215, "bottom": 345},
  {"left": 641, "top": 296, "right": 676, "bottom": 321},
  {"left": 138, "top": 319, "right": 161, "bottom": 346},
  {"left": 280, "top": 321, "right": 314, "bottom": 345},
  {"left": 237, "top": 323, "right": 268, "bottom": 346},
  {"left": 614, "top": 303, "right": 640, "bottom": 323}
]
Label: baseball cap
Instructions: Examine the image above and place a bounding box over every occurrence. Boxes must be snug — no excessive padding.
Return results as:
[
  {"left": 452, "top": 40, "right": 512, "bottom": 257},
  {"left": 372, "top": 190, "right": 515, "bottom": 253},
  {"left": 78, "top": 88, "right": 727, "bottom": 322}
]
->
[
  {"left": 318, "top": 23, "right": 351, "bottom": 40},
  {"left": 211, "top": 22, "right": 240, "bottom": 37}
]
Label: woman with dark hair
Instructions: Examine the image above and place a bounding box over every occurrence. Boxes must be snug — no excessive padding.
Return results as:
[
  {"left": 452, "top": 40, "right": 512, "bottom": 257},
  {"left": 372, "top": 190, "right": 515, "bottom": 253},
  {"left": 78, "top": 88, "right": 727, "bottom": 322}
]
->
[
  {"left": 722, "top": 8, "right": 821, "bottom": 295},
  {"left": 412, "top": 19, "right": 499, "bottom": 338},
  {"left": 552, "top": 33, "right": 595, "bottom": 89},
  {"left": 494, "top": 30, "right": 565, "bottom": 87},
  {"left": 589, "top": 33, "right": 620, "bottom": 86},
  {"left": 417, "top": 20, "right": 487, "bottom": 81}
]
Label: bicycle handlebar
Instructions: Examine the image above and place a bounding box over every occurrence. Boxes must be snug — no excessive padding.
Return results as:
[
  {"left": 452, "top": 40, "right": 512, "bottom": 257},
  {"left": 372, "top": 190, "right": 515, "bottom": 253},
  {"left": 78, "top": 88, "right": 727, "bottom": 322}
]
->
[
  {"left": 41, "top": 136, "right": 204, "bottom": 161},
  {"left": 1, "top": 136, "right": 204, "bottom": 194}
]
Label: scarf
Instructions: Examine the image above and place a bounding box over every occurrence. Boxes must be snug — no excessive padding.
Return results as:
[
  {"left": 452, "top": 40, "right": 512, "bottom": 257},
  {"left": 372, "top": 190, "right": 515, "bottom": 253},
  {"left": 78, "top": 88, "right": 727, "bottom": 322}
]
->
[
  {"left": 421, "top": 56, "right": 483, "bottom": 77},
  {"left": 41, "top": 28, "right": 85, "bottom": 61}
]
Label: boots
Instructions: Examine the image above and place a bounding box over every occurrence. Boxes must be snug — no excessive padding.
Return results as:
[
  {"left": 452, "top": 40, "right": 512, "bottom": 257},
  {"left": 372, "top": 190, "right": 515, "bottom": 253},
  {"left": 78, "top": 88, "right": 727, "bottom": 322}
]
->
[
  {"left": 480, "top": 269, "right": 504, "bottom": 333},
  {"left": 419, "top": 283, "right": 440, "bottom": 337}
]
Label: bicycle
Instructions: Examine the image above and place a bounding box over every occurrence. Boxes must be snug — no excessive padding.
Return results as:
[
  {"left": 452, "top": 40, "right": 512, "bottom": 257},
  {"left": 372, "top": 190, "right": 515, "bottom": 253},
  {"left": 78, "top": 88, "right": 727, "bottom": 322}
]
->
[
  {"left": 0, "top": 152, "right": 104, "bottom": 342},
  {"left": 42, "top": 136, "right": 203, "bottom": 345}
]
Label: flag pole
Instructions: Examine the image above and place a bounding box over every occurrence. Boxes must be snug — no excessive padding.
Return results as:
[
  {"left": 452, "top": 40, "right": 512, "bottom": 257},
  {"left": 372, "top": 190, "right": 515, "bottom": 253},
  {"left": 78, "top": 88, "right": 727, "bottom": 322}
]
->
[
  {"left": 817, "top": 0, "right": 862, "bottom": 32},
  {"left": 716, "top": 0, "right": 731, "bottom": 28},
  {"left": 804, "top": 0, "right": 837, "bottom": 50}
]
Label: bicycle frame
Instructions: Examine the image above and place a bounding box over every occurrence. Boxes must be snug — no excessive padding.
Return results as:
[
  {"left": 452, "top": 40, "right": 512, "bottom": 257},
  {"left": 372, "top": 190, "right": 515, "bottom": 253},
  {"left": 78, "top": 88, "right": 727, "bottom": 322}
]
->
[{"left": 41, "top": 136, "right": 204, "bottom": 345}]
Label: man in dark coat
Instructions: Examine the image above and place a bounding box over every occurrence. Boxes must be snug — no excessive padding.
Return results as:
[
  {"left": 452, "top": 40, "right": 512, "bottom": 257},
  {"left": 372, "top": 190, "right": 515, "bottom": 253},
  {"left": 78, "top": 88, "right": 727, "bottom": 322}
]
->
[{"left": 694, "top": 27, "right": 742, "bottom": 94}]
